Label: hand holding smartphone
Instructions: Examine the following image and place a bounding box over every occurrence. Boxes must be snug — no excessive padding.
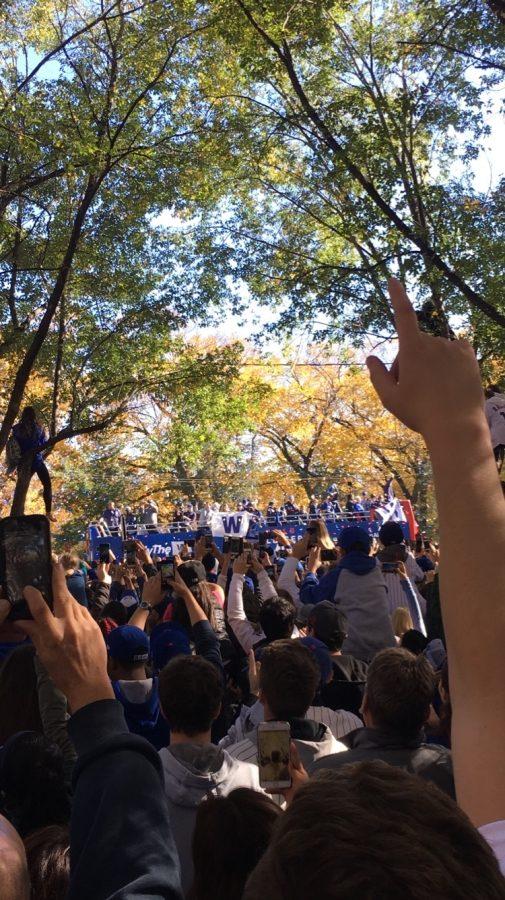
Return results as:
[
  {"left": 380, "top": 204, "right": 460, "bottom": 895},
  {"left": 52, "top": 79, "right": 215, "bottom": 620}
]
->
[
  {"left": 156, "top": 559, "right": 176, "bottom": 588},
  {"left": 0, "top": 515, "right": 53, "bottom": 619},
  {"left": 257, "top": 721, "right": 291, "bottom": 790}
]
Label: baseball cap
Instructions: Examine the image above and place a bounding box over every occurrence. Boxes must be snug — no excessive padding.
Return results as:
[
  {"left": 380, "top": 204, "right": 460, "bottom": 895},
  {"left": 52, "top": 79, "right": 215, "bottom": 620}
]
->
[
  {"left": 106, "top": 625, "right": 150, "bottom": 666},
  {"left": 150, "top": 622, "right": 191, "bottom": 672},
  {"left": 299, "top": 636, "right": 333, "bottom": 685},
  {"left": 308, "top": 601, "right": 348, "bottom": 647},
  {"left": 338, "top": 526, "right": 372, "bottom": 553},
  {"left": 178, "top": 560, "right": 206, "bottom": 590},
  {"left": 378, "top": 521, "right": 405, "bottom": 547}
]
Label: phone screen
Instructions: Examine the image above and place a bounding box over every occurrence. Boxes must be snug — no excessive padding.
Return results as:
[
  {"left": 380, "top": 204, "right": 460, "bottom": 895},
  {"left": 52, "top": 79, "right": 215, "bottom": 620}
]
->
[
  {"left": 0, "top": 515, "right": 52, "bottom": 616},
  {"left": 228, "top": 537, "right": 243, "bottom": 558},
  {"left": 257, "top": 722, "right": 291, "bottom": 789},
  {"left": 157, "top": 559, "right": 175, "bottom": 586},
  {"left": 99, "top": 542, "right": 111, "bottom": 563},
  {"left": 125, "top": 541, "right": 136, "bottom": 566}
]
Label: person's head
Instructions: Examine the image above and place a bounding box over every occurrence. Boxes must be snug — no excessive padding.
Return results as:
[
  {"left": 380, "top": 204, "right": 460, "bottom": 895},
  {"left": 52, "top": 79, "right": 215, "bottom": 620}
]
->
[
  {"left": 0, "top": 814, "right": 30, "bottom": 900},
  {"left": 308, "top": 602, "right": 347, "bottom": 652},
  {"left": 24, "top": 825, "right": 69, "bottom": 900},
  {"left": 59, "top": 553, "right": 79, "bottom": 575},
  {"left": 190, "top": 788, "right": 280, "bottom": 900},
  {"left": 259, "top": 639, "right": 320, "bottom": 719},
  {"left": 19, "top": 407, "right": 37, "bottom": 431},
  {"left": 392, "top": 606, "right": 414, "bottom": 638},
  {"left": 106, "top": 625, "right": 150, "bottom": 680},
  {"left": 379, "top": 521, "right": 405, "bottom": 548},
  {"left": 107, "top": 501, "right": 114, "bottom": 510},
  {"left": 158, "top": 655, "right": 223, "bottom": 738},
  {"left": 401, "top": 629, "right": 430, "bottom": 656},
  {"left": 201, "top": 552, "right": 218, "bottom": 577},
  {"left": 258, "top": 597, "right": 294, "bottom": 643},
  {"left": 362, "top": 648, "right": 435, "bottom": 738},
  {"left": 308, "top": 520, "right": 334, "bottom": 551},
  {"left": 244, "top": 762, "right": 505, "bottom": 899},
  {"left": 149, "top": 623, "right": 191, "bottom": 673},
  {"left": 0, "top": 733, "right": 70, "bottom": 838},
  {"left": 338, "top": 526, "right": 372, "bottom": 556},
  {"left": 101, "top": 600, "right": 128, "bottom": 627},
  {"left": 0, "top": 646, "right": 42, "bottom": 745}
]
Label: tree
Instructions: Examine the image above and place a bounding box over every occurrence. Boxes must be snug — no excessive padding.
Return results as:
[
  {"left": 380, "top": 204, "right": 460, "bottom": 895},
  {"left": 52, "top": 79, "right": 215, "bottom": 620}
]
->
[{"left": 182, "top": 0, "right": 505, "bottom": 349}]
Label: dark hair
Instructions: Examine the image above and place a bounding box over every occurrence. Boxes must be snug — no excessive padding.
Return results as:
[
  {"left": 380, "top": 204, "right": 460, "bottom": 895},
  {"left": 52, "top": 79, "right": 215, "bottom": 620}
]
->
[
  {"left": 0, "top": 646, "right": 43, "bottom": 744},
  {"left": 24, "top": 825, "right": 70, "bottom": 900},
  {"left": 158, "top": 655, "right": 223, "bottom": 736},
  {"left": 190, "top": 788, "right": 280, "bottom": 900},
  {"left": 244, "top": 762, "right": 505, "bottom": 899},
  {"left": 258, "top": 597, "right": 294, "bottom": 643},
  {"left": 202, "top": 552, "right": 218, "bottom": 574},
  {"left": 101, "top": 601, "right": 127, "bottom": 626},
  {"left": 0, "top": 732, "right": 70, "bottom": 837},
  {"left": 401, "top": 629, "right": 430, "bottom": 656},
  {"left": 172, "top": 583, "right": 217, "bottom": 632},
  {"left": 366, "top": 648, "right": 435, "bottom": 737},
  {"left": 259, "top": 639, "right": 319, "bottom": 719}
]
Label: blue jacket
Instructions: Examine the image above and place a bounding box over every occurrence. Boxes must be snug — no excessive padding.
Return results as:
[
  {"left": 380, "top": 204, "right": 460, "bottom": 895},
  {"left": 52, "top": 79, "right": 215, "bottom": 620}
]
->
[
  {"left": 300, "top": 553, "right": 396, "bottom": 661},
  {"left": 112, "top": 677, "right": 170, "bottom": 751},
  {"left": 12, "top": 423, "right": 46, "bottom": 464}
]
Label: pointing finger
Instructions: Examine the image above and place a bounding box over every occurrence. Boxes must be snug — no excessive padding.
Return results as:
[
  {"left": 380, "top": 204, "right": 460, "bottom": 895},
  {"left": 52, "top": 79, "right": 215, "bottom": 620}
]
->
[
  {"left": 366, "top": 356, "right": 397, "bottom": 409},
  {"left": 388, "top": 278, "right": 420, "bottom": 346}
]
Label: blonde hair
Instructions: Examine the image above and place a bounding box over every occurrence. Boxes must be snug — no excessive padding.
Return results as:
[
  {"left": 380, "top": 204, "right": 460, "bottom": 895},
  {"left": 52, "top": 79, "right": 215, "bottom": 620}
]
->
[
  {"left": 59, "top": 553, "right": 79, "bottom": 573},
  {"left": 313, "top": 519, "right": 335, "bottom": 551},
  {"left": 392, "top": 607, "right": 413, "bottom": 638}
]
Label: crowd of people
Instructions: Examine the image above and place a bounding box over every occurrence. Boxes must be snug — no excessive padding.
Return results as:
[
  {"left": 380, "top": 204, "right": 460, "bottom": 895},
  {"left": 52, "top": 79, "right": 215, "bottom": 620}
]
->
[
  {"left": 0, "top": 279, "right": 505, "bottom": 898},
  {"left": 95, "top": 489, "right": 390, "bottom": 537}
]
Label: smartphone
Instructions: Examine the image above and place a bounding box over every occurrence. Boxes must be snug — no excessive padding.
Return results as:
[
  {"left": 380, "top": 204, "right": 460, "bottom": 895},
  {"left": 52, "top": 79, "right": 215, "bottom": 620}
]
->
[
  {"left": 382, "top": 562, "right": 400, "bottom": 574},
  {"left": 124, "top": 540, "right": 136, "bottom": 566},
  {"left": 205, "top": 536, "right": 214, "bottom": 549},
  {"left": 257, "top": 721, "right": 291, "bottom": 790},
  {"left": 321, "top": 548, "right": 339, "bottom": 562},
  {"left": 226, "top": 537, "right": 243, "bottom": 558},
  {"left": 305, "top": 526, "right": 317, "bottom": 549},
  {"left": 186, "top": 539, "right": 196, "bottom": 548},
  {"left": 0, "top": 515, "right": 53, "bottom": 619},
  {"left": 265, "top": 565, "right": 276, "bottom": 578},
  {"left": 157, "top": 559, "right": 175, "bottom": 587},
  {"left": 98, "top": 542, "right": 111, "bottom": 563}
]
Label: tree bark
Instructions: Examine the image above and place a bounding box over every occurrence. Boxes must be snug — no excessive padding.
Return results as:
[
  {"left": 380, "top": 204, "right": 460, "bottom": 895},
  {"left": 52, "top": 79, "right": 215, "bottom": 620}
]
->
[
  {"left": 0, "top": 176, "right": 99, "bottom": 455},
  {"left": 50, "top": 295, "right": 66, "bottom": 437}
]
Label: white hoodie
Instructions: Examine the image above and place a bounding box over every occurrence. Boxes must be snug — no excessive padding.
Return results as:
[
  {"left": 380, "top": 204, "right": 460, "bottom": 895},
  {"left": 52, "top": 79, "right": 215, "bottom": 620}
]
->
[
  {"left": 485, "top": 393, "right": 505, "bottom": 449},
  {"left": 159, "top": 743, "right": 261, "bottom": 894}
]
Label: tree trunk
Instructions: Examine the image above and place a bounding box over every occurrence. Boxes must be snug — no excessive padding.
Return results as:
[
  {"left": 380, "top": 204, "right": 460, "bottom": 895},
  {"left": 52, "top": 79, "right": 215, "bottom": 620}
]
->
[
  {"left": 10, "top": 451, "right": 36, "bottom": 516},
  {"left": 50, "top": 295, "right": 66, "bottom": 437},
  {"left": 0, "top": 177, "right": 98, "bottom": 454}
]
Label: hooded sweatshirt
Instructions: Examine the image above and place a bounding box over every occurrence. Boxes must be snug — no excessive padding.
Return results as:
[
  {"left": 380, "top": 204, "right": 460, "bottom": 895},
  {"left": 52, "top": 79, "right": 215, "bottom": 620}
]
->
[
  {"left": 112, "top": 678, "right": 170, "bottom": 750},
  {"left": 159, "top": 742, "right": 261, "bottom": 894},
  {"left": 300, "top": 552, "right": 396, "bottom": 661}
]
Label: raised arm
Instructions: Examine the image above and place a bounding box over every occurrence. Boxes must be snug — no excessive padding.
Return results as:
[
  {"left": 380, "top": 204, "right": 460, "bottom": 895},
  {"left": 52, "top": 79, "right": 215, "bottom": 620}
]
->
[
  {"left": 367, "top": 277, "right": 505, "bottom": 829},
  {"left": 18, "top": 565, "right": 182, "bottom": 900},
  {"left": 227, "top": 553, "right": 262, "bottom": 654}
]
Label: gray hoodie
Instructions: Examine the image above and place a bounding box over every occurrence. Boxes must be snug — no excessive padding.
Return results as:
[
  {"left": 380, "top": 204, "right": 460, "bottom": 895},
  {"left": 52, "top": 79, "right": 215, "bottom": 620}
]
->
[{"left": 159, "top": 742, "right": 261, "bottom": 894}]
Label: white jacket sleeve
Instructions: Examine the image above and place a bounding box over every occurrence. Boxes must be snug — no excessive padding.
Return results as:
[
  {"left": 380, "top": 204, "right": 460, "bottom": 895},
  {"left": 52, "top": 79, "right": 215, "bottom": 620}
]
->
[
  {"left": 227, "top": 573, "right": 264, "bottom": 654},
  {"left": 257, "top": 568, "right": 277, "bottom": 601},
  {"left": 277, "top": 556, "right": 300, "bottom": 607}
]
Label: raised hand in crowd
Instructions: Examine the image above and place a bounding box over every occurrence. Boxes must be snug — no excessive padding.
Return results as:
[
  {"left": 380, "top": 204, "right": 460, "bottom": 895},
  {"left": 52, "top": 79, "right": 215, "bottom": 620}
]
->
[
  {"left": 307, "top": 545, "right": 321, "bottom": 574},
  {"left": 233, "top": 551, "right": 250, "bottom": 575},
  {"left": 18, "top": 564, "right": 114, "bottom": 713},
  {"left": 368, "top": 278, "right": 505, "bottom": 833}
]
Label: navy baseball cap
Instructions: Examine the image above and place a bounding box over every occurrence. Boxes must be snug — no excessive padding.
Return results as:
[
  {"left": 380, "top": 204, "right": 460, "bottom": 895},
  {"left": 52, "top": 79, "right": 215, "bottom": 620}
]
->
[
  {"left": 338, "top": 526, "right": 372, "bottom": 553},
  {"left": 299, "top": 636, "right": 333, "bottom": 685},
  {"left": 378, "top": 521, "right": 405, "bottom": 547},
  {"left": 106, "top": 625, "right": 150, "bottom": 666},
  {"left": 150, "top": 622, "right": 191, "bottom": 672}
]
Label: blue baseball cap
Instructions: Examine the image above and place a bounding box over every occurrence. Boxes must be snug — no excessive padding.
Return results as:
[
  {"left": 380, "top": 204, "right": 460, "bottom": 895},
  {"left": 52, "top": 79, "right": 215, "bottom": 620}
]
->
[
  {"left": 338, "top": 526, "right": 372, "bottom": 553},
  {"left": 106, "top": 625, "right": 150, "bottom": 666},
  {"left": 150, "top": 623, "right": 191, "bottom": 672},
  {"left": 299, "top": 636, "right": 333, "bottom": 685}
]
